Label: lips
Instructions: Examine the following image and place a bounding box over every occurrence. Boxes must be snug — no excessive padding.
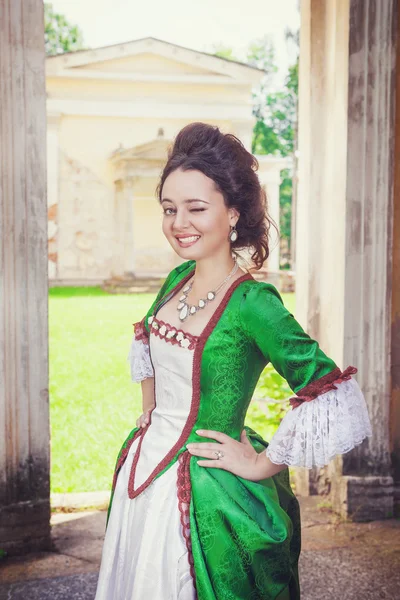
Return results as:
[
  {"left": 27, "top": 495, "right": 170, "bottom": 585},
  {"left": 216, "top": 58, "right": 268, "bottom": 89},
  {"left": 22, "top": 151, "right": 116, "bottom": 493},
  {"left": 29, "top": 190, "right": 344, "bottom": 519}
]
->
[{"left": 175, "top": 234, "right": 201, "bottom": 247}]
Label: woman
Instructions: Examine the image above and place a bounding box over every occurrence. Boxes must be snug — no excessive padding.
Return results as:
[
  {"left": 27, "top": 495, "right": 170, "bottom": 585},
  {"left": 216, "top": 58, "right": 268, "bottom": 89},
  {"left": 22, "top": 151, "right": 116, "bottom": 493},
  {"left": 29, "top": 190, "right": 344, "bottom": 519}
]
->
[{"left": 94, "top": 122, "right": 372, "bottom": 600}]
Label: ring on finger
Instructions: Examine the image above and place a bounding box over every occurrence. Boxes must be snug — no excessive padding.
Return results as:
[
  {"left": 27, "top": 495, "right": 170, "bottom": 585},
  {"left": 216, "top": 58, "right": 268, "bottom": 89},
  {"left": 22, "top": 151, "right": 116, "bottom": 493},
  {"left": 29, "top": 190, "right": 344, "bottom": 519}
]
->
[{"left": 213, "top": 450, "right": 224, "bottom": 460}]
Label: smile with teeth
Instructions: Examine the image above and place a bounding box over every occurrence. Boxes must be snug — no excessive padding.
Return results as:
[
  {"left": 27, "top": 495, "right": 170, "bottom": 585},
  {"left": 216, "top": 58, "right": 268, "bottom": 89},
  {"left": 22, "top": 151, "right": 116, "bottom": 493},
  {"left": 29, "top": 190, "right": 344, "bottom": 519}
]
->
[{"left": 176, "top": 235, "right": 201, "bottom": 244}]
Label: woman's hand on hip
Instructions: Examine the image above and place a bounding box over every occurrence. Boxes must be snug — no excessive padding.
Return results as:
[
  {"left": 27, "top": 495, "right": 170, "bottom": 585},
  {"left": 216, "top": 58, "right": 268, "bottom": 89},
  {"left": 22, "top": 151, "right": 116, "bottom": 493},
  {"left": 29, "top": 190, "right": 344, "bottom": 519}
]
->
[{"left": 186, "top": 429, "right": 277, "bottom": 481}]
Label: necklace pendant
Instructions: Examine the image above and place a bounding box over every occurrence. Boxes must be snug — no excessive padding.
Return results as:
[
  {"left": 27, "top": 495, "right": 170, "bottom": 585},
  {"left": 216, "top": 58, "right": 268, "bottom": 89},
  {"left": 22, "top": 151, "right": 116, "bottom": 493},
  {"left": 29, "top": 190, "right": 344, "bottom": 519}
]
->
[
  {"left": 177, "top": 302, "right": 185, "bottom": 310},
  {"left": 179, "top": 305, "right": 189, "bottom": 321},
  {"left": 207, "top": 291, "right": 216, "bottom": 301},
  {"left": 198, "top": 299, "right": 206, "bottom": 308},
  {"left": 190, "top": 306, "right": 197, "bottom": 315}
]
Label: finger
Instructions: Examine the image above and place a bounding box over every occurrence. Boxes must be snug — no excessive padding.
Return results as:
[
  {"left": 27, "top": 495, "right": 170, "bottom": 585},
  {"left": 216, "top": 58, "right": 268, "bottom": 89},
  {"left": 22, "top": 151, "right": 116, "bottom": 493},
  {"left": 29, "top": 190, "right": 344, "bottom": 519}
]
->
[
  {"left": 187, "top": 442, "right": 223, "bottom": 451},
  {"left": 188, "top": 448, "right": 225, "bottom": 459},
  {"left": 196, "top": 459, "right": 224, "bottom": 469},
  {"left": 196, "top": 429, "right": 229, "bottom": 443},
  {"left": 241, "top": 429, "right": 251, "bottom": 445}
]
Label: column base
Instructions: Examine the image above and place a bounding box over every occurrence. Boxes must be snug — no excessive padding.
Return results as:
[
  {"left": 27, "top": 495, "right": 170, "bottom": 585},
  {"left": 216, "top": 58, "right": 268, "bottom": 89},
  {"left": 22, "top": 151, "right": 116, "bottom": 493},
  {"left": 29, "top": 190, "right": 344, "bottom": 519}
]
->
[
  {"left": 0, "top": 499, "right": 51, "bottom": 556},
  {"left": 331, "top": 476, "right": 394, "bottom": 521},
  {"left": 292, "top": 466, "right": 330, "bottom": 496}
]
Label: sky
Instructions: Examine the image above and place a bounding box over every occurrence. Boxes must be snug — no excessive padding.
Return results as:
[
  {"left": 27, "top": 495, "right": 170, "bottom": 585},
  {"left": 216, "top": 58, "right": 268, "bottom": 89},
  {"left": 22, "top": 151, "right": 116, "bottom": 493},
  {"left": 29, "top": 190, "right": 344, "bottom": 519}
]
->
[{"left": 48, "top": 0, "right": 300, "bottom": 86}]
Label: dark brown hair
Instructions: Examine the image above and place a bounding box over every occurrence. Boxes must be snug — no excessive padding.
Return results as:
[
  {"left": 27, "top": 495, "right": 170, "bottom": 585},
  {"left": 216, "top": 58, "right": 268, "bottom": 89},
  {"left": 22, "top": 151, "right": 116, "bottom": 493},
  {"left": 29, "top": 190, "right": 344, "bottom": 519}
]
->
[{"left": 155, "top": 122, "right": 278, "bottom": 270}]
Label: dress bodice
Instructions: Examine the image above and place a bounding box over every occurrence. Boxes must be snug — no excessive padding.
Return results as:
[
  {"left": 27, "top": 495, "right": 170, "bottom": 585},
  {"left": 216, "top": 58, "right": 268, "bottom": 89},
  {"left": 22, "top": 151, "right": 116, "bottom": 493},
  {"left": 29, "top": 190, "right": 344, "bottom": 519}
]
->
[{"left": 133, "top": 321, "right": 196, "bottom": 490}]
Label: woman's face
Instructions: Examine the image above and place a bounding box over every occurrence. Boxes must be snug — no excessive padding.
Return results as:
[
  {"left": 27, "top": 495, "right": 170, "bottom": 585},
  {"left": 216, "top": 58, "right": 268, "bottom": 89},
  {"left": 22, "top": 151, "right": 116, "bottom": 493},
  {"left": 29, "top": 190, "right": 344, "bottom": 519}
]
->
[{"left": 160, "top": 168, "right": 239, "bottom": 261}]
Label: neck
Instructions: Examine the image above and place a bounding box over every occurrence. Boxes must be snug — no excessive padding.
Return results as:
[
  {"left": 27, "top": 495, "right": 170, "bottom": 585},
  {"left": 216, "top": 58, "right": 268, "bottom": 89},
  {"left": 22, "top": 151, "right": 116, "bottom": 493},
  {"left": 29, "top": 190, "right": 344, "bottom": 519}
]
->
[{"left": 191, "top": 252, "right": 239, "bottom": 294}]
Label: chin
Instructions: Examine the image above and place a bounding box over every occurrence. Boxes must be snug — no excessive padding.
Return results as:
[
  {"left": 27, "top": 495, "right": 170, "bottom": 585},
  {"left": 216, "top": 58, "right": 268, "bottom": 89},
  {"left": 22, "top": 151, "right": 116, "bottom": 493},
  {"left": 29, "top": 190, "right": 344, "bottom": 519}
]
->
[
  {"left": 174, "top": 247, "right": 201, "bottom": 261},
  {"left": 170, "top": 239, "right": 203, "bottom": 261}
]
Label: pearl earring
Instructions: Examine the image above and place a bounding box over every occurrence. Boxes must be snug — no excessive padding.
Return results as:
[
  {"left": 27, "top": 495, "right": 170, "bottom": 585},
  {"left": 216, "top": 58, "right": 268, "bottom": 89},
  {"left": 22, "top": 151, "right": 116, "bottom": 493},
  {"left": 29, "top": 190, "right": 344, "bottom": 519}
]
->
[{"left": 229, "top": 224, "right": 238, "bottom": 242}]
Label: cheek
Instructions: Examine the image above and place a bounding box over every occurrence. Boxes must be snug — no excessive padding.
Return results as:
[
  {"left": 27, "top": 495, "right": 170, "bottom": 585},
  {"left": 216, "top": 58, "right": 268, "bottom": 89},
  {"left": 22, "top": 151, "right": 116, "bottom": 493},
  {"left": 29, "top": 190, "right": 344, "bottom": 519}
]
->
[
  {"left": 201, "top": 213, "right": 228, "bottom": 238},
  {"left": 162, "top": 217, "right": 172, "bottom": 237}
]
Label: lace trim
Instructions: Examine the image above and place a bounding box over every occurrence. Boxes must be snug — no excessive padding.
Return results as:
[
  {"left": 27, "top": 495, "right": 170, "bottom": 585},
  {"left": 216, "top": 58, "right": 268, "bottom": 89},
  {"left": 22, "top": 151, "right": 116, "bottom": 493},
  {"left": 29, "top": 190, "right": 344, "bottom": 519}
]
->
[
  {"left": 289, "top": 365, "right": 358, "bottom": 408},
  {"left": 148, "top": 315, "right": 199, "bottom": 350},
  {"left": 127, "top": 335, "right": 154, "bottom": 382},
  {"left": 126, "top": 271, "right": 253, "bottom": 500},
  {"left": 177, "top": 451, "right": 197, "bottom": 594},
  {"left": 266, "top": 376, "right": 372, "bottom": 468}
]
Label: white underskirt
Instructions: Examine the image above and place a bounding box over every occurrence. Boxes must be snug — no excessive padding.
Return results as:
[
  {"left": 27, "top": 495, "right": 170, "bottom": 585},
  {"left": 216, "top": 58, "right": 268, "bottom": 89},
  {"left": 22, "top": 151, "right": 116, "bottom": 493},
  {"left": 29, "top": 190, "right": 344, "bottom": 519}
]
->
[
  {"left": 94, "top": 434, "right": 196, "bottom": 600},
  {"left": 95, "top": 334, "right": 197, "bottom": 600}
]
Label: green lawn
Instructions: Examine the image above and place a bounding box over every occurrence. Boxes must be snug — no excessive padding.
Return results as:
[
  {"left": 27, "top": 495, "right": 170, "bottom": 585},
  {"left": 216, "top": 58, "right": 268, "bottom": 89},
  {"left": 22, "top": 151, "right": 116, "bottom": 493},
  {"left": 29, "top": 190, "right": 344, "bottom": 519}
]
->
[{"left": 49, "top": 286, "right": 295, "bottom": 493}]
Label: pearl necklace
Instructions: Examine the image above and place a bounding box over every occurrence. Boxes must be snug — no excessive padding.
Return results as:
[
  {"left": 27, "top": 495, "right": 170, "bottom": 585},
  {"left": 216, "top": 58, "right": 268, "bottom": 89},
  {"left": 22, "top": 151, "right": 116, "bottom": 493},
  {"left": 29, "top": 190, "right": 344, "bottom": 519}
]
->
[{"left": 176, "top": 259, "right": 239, "bottom": 322}]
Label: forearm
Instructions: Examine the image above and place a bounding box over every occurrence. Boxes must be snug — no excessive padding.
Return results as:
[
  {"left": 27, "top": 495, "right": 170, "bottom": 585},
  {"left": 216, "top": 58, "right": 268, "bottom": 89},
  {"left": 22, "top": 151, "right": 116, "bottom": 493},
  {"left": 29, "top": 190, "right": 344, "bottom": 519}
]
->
[
  {"left": 141, "top": 377, "right": 156, "bottom": 412},
  {"left": 255, "top": 451, "right": 288, "bottom": 479}
]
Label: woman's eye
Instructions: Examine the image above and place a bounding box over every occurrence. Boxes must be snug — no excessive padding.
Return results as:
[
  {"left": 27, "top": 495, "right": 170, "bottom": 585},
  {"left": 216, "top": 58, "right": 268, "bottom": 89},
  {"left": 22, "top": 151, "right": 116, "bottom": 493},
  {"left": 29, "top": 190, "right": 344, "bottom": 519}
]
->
[{"left": 163, "top": 208, "right": 205, "bottom": 215}]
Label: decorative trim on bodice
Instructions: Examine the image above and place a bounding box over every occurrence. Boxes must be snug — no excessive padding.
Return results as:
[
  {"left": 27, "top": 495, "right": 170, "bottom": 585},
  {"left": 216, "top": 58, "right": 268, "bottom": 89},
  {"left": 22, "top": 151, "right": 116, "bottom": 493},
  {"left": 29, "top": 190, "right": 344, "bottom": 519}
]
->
[
  {"left": 133, "top": 317, "right": 148, "bottom": 343},
  {"left": 148, "top": 315, "right": 199, "bottom": 350},
  {"left": 177, "top": 451, "right": 197, "bottom": 594},
  {"left": 289, "top": 365, "right": 358, "bottom": 409},
  {"left": 112, "top": 427, "right": 143, "bottom": 492}
]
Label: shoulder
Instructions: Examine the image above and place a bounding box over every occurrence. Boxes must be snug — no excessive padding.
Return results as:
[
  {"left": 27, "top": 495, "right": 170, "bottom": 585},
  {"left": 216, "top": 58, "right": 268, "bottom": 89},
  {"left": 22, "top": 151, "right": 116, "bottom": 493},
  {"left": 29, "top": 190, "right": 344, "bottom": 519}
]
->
[
  {"left": 164, "top": 260, "right": 196, "bottom": 286},
  {"left": 239, "top": 279, "right": 290, "bottom": 330},
  {"left": 161, "top": 260, "right": 196, "bottom": 291},
  {"left": 240, "top": 278, "right": 285, "bottom": 307}
]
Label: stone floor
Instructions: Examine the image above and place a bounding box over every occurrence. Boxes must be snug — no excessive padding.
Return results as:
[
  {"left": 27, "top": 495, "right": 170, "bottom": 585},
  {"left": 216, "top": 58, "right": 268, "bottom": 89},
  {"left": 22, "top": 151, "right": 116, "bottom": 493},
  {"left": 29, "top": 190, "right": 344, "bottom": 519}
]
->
[{"left": 0, "top": 497, "right": 399, "bottom": 599}]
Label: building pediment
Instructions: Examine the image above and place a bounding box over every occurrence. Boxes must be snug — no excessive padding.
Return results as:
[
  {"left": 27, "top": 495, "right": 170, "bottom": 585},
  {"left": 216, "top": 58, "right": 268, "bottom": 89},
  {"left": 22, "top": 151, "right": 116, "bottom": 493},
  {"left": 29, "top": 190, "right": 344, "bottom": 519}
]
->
[
  {"left": 46, "top": 37, "right": 265, "bottom": 84},
  {"left": 110, "top": 136, "right": 173, "bottom": 181}
]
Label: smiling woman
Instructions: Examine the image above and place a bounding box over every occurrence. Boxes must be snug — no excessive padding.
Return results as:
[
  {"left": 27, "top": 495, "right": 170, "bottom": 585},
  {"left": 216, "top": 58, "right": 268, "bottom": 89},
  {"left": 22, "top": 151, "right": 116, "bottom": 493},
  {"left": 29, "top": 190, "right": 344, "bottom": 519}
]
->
[{"left": 94, "top": 122, "right": 372, "bottom": 600}]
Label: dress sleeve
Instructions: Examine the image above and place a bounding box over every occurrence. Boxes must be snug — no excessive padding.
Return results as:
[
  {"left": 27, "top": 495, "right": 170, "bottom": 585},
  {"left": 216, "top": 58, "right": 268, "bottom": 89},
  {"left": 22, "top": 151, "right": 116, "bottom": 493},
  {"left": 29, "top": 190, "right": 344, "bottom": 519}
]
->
[
  {"left": 127, "top": 319, "right": 155, "bottom": 383},
  {"left": 240, "top": 282, "right": 372, "bottom": 468}
]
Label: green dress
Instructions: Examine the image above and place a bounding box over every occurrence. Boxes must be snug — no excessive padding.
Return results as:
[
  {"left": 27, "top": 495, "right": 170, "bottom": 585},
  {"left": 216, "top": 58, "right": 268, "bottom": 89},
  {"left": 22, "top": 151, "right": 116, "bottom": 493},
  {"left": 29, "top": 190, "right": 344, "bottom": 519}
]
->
[{"left": 105, "top": 259, "right": 369, "bottom": 599}]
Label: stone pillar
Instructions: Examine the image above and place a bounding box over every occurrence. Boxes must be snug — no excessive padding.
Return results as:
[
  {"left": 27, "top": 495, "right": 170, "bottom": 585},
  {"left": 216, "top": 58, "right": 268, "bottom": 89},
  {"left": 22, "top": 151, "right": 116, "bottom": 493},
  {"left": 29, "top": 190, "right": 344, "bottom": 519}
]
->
[
  {"left": 392, "top": 0, "right": 400, "bottom": 518},
  {"left": 256, "top": 156, "right": 291, "bottom": 283},
  {"left": 113, "top": 176, "right": 136, "bottom": 277},
  {"left": 0, "top": 0, "right": 50, "bottom": 553},
  {"left": 295, "top": 0, "right": 397, "bottom": 521}
]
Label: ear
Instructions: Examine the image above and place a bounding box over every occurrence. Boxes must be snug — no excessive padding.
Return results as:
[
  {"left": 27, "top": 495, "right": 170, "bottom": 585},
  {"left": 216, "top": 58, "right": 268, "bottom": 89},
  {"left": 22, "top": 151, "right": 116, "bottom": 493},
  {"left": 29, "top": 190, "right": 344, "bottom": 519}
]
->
[{"left": 228, "top": 207, "right": 240, "bottom": 226}]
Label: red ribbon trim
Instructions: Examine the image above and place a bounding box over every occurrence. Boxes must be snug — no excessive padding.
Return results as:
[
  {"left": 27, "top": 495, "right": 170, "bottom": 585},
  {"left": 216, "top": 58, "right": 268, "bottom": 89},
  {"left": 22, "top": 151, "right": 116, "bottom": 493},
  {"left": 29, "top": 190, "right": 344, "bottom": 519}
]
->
[
  {"left": 177, "top": 451, "right": 197, "bottom": 595},
  {"left": 289, "top": 365, "right": 358, "bottom": 409},
  {"left": 133, "top": 317, "right": 149, "bottom": 343},
  {"left": 150, "top": 316, "right": 199, "bottom": 351}
]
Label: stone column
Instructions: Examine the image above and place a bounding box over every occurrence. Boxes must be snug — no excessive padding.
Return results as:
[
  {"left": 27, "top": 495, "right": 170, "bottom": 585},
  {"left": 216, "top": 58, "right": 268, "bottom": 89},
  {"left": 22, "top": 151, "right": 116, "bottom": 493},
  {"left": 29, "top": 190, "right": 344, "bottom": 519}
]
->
[
  {"left": 392, "top": 0, "right": 400, "bottom": 518},
  {"left": 256, "top": 157, "right": 291, "bottom": 282},
  {"left": 0, "top": 0, "right": 50, "bottom": 553},
  {"left": 296, "top": 0, "right": 397, "bottom": 520},
  {"left": 112, "top": 176, "right": 136, "bottom": 277}
]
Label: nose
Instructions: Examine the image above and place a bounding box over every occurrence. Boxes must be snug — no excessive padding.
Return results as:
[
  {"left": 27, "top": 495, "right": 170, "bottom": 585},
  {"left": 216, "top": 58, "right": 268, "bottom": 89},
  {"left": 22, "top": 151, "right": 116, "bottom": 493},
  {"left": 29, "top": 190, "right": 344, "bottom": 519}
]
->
[{"left": 172, "top": 208, "right": 191, "bottom": 230}]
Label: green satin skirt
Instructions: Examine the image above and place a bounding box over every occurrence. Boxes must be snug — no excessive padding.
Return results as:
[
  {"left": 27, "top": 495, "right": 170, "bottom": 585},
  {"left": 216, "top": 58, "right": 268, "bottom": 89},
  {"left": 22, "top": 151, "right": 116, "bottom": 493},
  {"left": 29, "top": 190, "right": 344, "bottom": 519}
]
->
[{"left": 108, "top": 425, "right": 301, "bottom": 600}]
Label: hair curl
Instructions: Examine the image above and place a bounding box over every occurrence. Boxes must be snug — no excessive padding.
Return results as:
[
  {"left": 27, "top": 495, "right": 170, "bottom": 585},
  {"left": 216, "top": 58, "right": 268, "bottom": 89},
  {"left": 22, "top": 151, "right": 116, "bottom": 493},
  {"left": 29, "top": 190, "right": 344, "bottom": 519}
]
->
[{"left": 155, "top": 122, "right": 278, "bottom": 270}]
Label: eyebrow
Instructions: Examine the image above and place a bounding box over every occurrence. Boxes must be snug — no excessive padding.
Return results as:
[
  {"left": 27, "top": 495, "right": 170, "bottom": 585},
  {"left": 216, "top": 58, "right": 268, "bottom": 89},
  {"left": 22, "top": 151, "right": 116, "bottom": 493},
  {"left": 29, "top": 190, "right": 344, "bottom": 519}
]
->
[{"left": 161, "top": 198, "right": 209, "bottom": 204}]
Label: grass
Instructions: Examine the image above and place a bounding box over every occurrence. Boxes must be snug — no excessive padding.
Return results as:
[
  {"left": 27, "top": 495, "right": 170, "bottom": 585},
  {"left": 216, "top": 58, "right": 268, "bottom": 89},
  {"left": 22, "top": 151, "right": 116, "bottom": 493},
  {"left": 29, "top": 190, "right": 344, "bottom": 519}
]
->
[{"left": 49, "top": 286, "right": 295, "bottom": 493}]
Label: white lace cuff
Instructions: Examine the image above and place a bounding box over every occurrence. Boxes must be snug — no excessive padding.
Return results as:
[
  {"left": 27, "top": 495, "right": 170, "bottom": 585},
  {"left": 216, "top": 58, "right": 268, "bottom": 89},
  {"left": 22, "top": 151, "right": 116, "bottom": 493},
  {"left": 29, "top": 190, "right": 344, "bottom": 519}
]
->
[
  {"left": 127, "top": 336, "right": 154, "bottom": 383},
  {"left": 266, "top": 377, "right": 372, "bottom": 468}
]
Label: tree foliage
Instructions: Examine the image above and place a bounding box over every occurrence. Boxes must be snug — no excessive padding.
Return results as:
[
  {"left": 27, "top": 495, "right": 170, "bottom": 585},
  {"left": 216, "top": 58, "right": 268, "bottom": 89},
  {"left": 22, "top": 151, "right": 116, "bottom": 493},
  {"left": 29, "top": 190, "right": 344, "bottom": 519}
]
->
[{"left": 44, "top": 2, "right": 85, "bottom": 56}]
